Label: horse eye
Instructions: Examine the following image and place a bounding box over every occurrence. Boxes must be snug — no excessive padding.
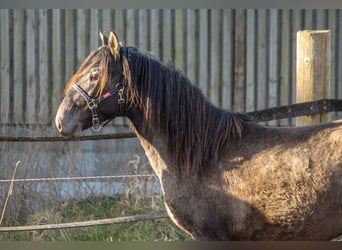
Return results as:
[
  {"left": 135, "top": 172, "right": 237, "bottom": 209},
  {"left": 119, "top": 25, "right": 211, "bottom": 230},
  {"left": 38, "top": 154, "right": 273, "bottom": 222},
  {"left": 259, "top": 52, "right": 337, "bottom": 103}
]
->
[{"left": 90, "top": 69, "right": 99, "bottom": 81}]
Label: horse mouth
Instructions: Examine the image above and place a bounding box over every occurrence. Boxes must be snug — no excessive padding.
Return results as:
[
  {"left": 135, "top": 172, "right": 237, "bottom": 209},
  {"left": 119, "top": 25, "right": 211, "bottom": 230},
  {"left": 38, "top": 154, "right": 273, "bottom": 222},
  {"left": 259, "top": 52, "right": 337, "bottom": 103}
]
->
[
  {"left": 55, "top": 117, "right": 83, "bottom": 138},
  {"left": 60, "top": 128, "right": 82, "bottom": 138}
]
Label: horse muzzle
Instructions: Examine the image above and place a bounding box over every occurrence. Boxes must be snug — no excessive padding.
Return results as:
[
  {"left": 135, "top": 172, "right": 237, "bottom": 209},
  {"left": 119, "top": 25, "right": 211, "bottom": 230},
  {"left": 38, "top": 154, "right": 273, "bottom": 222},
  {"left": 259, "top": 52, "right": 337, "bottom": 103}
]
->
[{"left": 55, "top": 106, "right": 83, "bottom": 137}]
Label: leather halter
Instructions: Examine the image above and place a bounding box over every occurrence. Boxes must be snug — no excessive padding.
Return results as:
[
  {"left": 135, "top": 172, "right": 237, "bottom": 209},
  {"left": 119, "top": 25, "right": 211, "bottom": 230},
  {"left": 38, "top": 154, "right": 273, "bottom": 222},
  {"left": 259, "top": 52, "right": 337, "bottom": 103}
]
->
[{"left": 72, "top": 82, "right": 125, "bottom": 132}]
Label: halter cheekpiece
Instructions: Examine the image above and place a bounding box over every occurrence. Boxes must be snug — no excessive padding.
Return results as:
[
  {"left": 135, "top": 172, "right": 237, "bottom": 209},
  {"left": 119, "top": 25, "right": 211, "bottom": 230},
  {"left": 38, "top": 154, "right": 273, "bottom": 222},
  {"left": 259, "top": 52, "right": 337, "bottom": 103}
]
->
[{"left": 72, "top": 47, "right": 130, "bottom": 132}]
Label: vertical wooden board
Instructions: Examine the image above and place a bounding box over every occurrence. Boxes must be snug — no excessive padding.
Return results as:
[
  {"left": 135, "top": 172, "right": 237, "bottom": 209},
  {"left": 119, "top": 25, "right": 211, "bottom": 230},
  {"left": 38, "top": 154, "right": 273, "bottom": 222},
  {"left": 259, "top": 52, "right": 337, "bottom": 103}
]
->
[
  {"left": 209, "top": 9, "right": 220, "bottom": 107},
  {"left": 90, "top": 10, "right": 100, "bottom": 50},
  {"left": 279, "top": 9, "right": 291, "bottom": 126},
  {"left": 25, "top": 9, "right": 38, "bottom": 124},
  {"left": 126, "top": 9, "right": 136, "bottom": 46},
  {"left": 328, "top": 10, "right": 342, "bottom": 120},
  {"left": 122, "top": 9, "right": 148, "bottom": 127},
  {"left": 327, "top": 10, "right": 336, "bottom": 103},
  {"left": 304, "top": 9, "right": 313, "bottom": 29},
  {"left": 338, "top": 11, "right": 342, "bottom": 98},
  {"left": 38, "top": 10, "right": 51, "bottom": 125},
  {"left": 291, "top": 9, "right": 303, "bottom": 125},
  {"left": 186, "top": 9, "right": 196, "bottom": 83},
  {"left": 336, "top": 11, "right": 342, "bottom": 119},
  {"left": 114, "top": 9, "right": 124, "bottom": 39},
  {"left": 38, "top": 10, "right": 49, "bottom": 125},
  {"left": 77, "top": 9, "right": 88, "bottom": 65},
  {"left": 0, "top": 10, "right": 10, "bottom": 124},
  {"left": 138, "top": 9, "right": 148, "bottom": 51},
  {"left": 116, "top": 9, "right": 134, "bottom": 127},
  {"left": 198, "top": 9, "right": 209, "bottom": 97},
  {"left": 292, "top": 10, "right": 303, "bottom": 104},
  {"left": 245, "top": 9, "right": 256, "bottom": 112},
  {"left": 174, "top": 9, "right": 184, "bottom": 70},
  {"left": 330, "top": 12, "right": 338, "bottom": 118},
  {"left": 102, "top": 9, "right": 112, "bottom": 34},
  {"left": 256, "top": 9, "right": 267, "bottom": 111},
  {"left": 64, "top": 10, "right": 75, "bottom": 83},
  {"left": 150, "top": 9, "right": 160, "bottom": 59},
  {"left": 296, "top": 30, "right": 330, "bottom": 125},
  {"left": 316, "top": 9, "right": 328, "bottom": 29},
  {"left": 333, "top": 10, "right": 342, "bottom": 120},
  {"left": 162, "top": 9, "right": 172, "bottom": 64},
  {"left": 268, "top": 10, "right": 279, "bottom": 126},
  {"left": 221, "top": 9, "right": 233, "bottom": 110},
  {"left": 51, "top": 10, "right": 63, "bottom": 122},
  {"left": 233, "top": 9, "right": 246, "bottom": 112},
  {"left": 13, "top": 10, "right": 24, "bottom": 124}
]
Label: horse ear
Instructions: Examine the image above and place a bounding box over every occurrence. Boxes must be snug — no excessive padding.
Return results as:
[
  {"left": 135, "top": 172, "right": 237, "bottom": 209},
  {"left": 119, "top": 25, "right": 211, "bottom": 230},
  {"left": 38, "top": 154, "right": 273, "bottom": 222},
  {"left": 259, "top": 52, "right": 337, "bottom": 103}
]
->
[
  {"left": 108, "top": 31, "right": 121, "bottom": 60},
  {"left": 99, "top": 31, "right": 108, "bottom": 46}
]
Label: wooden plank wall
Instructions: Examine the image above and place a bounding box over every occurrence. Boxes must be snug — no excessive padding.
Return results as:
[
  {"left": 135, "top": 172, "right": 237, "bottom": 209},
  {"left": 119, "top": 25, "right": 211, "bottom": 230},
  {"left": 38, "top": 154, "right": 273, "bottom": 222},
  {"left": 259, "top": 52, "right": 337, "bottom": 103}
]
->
[{"left": 1, "top": 9, "right": 342, "bottom": 128}]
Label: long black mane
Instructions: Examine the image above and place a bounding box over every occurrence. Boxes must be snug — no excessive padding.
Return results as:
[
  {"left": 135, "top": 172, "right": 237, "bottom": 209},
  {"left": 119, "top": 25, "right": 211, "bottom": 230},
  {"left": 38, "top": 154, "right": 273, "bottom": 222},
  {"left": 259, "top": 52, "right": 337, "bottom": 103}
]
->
[{"left": 123, "top": 47, "right": 252, "bottom": 177}]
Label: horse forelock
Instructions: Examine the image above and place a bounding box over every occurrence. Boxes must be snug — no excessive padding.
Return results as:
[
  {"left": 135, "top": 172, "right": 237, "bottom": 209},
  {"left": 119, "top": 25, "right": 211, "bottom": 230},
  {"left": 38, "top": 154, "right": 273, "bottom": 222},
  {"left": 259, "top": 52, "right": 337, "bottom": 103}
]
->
[
  {"left": 126, "top": 48, "right": 251, "bottom": 177},
  {"left": 64, "top": 47, "right": 114, "bottom": 97}
]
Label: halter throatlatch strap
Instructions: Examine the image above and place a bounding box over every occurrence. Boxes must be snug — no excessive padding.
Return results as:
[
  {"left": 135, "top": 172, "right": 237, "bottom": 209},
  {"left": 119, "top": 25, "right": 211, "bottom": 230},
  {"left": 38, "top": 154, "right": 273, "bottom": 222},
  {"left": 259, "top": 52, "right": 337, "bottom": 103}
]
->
[{"left": 72, "top": 82, "right": 125, "bottom": 132}]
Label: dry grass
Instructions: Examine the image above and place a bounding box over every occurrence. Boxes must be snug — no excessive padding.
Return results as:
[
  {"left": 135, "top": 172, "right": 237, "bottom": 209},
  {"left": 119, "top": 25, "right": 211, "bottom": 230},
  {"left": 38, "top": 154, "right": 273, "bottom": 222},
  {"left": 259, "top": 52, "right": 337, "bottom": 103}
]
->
[
  {"left": 0, "top": 125, "right": 154, "bottom": 225},
  {"left": 0, "top": 195, "right": 191, "bottom": 241}
]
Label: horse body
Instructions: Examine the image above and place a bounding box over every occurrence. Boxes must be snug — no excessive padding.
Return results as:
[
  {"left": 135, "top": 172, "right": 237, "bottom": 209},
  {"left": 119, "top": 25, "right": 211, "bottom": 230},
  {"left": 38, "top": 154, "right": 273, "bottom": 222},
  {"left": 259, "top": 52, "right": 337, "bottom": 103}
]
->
[
  {"left": 131, "top": 107, "right": 342, "bottom": 240},
  {"left": 55, "top": 31, "right": 342, "bottom": 240}
]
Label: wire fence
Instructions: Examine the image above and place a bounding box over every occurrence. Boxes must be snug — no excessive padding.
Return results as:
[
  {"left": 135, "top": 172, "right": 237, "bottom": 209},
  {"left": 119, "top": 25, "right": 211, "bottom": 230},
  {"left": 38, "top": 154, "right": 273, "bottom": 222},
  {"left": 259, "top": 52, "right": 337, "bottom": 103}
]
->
[
  {"left": 0, "top": 130, "right": 161, "bottom": 234},
  {"left": 0, "top": 140, "right": 162, "bottom": 234}
]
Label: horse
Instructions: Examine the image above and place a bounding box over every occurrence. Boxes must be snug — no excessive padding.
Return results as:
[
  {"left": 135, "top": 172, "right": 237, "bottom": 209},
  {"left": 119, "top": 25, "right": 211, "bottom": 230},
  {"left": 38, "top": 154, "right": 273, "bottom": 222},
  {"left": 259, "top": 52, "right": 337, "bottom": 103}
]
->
[{"left": 55, "top": 31, "right": 342, "bottom": 240}]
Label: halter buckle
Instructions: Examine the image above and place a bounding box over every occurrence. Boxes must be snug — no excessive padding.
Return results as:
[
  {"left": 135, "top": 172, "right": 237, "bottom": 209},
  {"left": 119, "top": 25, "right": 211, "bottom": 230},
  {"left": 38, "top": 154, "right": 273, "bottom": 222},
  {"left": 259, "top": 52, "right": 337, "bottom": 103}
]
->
[
  {"left": 118, "top": 88, "right": 125, "bottom": 104},
  {"left": 87, "top": 99, "right": 97, "bottom": 109}
]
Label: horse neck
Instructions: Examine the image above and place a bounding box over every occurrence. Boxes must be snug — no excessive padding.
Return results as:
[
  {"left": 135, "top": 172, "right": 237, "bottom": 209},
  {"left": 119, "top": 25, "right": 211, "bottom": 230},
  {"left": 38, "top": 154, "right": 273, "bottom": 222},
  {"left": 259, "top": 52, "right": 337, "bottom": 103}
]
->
[
  {"left": 124, "top": 50, "right": 248, "bottom": 179},
  {"left": 127, "top": 108, "right": 175, "bottom": 179},
  {"left": 126, "top": 101, "right": 246, "bottom": 182}
]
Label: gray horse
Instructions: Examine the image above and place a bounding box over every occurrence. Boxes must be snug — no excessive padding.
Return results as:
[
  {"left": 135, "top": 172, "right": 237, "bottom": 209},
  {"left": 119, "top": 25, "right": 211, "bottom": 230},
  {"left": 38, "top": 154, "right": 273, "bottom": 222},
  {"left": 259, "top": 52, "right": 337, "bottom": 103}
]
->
[{"left": 55, "top": 31, "right": 342, "bottom": 240}]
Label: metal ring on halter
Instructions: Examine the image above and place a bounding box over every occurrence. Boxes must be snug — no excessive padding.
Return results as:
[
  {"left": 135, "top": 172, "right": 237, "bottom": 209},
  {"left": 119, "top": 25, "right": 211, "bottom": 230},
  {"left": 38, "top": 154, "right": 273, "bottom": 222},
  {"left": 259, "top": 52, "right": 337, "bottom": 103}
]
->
[{"left": 91, "top": 117, "right": 102, "bottom": 132}]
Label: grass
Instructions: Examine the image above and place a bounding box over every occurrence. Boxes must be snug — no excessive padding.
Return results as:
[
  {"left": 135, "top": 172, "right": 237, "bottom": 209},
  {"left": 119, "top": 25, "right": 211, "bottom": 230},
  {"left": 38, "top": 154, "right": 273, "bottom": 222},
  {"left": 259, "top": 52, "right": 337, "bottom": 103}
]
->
[{"left": 0, "top": 195, "right": 192, "bottom": 241}]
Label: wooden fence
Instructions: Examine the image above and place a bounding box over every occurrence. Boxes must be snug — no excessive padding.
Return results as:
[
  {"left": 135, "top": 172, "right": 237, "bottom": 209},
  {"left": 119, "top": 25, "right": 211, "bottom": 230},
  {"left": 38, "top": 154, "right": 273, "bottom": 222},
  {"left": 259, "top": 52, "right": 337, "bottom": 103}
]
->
[{"left": 1, "top": 9, "right": 342, "bottom": 128}]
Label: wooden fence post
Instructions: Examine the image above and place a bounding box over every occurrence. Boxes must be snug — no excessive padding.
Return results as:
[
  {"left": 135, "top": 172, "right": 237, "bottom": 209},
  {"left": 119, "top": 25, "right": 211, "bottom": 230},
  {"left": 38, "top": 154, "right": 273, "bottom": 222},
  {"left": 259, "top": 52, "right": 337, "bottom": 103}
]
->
[{"left": 296, "top": 30, "right": 330, "bottom": 126}]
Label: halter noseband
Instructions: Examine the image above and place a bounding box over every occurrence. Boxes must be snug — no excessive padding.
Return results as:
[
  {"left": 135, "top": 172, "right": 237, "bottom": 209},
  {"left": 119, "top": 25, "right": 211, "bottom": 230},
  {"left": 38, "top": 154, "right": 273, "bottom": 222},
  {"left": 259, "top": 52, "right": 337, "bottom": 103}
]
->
[{"left": 72, "top": 82, "right": 125, "bottom": 132}]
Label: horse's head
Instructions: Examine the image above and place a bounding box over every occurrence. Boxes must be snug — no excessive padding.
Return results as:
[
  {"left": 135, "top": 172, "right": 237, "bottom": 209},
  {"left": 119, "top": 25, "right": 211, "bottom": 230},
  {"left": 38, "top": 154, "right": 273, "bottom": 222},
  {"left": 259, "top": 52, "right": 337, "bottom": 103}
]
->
[{"left": 55, "top": 31, "right": 129, "bottom": 137}]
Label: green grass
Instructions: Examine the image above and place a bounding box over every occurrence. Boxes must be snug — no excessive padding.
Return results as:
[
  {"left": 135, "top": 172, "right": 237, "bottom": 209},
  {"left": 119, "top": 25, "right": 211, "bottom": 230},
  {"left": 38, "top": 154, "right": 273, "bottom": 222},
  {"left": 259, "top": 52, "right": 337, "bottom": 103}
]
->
[{"left": 0, "top": 195, "right": 192, "bottom": 241}]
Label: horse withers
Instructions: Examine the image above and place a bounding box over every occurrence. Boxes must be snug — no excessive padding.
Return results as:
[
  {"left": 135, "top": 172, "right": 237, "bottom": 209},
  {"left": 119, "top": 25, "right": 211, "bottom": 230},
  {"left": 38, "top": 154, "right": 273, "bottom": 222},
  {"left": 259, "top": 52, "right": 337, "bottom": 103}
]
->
[{"left": 55, "top": 31, "right": 342, "bottom": 240}]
